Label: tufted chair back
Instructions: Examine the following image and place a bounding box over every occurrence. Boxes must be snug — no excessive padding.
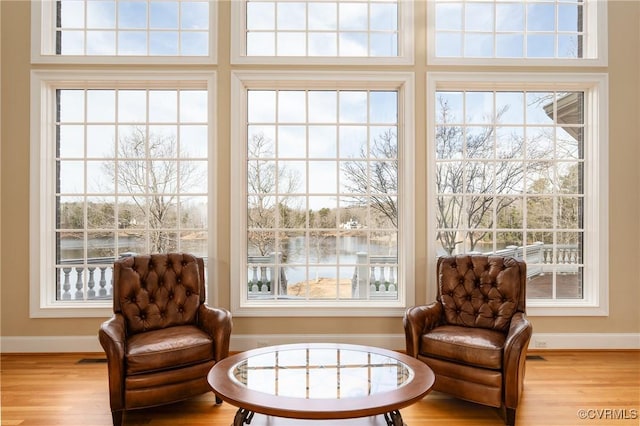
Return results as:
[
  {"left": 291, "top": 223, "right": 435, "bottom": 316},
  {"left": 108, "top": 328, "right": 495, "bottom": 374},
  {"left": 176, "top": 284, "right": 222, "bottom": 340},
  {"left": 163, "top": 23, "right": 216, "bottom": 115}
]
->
[
  {"left": 113, "top": 253, "right": 204, "bottom": 335},
  {"left": 437, "top": 255, "right": 526, "bottom": 332}
]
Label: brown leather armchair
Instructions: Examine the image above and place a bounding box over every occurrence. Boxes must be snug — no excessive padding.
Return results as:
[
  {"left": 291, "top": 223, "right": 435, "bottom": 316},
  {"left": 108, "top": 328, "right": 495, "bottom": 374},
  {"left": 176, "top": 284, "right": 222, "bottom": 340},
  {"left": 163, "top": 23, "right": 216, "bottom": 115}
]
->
[
  {"left": 99, "top": 253, "right": 232, "bottom": 426},
  {"left": 404, "top": 255, "right": 532, "bottom": 426}
]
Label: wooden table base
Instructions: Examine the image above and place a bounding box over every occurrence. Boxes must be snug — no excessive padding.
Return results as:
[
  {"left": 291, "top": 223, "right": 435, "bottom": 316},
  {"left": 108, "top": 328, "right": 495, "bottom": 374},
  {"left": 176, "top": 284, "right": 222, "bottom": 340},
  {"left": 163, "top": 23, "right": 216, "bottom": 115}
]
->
[{"left": 232, "top": 409, "right": 406, "bottom": 426}]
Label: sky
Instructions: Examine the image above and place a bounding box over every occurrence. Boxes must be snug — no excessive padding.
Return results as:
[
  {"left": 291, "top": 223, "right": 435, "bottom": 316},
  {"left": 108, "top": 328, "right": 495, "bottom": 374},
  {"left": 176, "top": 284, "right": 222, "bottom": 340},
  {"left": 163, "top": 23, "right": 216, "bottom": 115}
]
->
[{"left": 58, "top": 0, "right": 209, "bottom": 55}]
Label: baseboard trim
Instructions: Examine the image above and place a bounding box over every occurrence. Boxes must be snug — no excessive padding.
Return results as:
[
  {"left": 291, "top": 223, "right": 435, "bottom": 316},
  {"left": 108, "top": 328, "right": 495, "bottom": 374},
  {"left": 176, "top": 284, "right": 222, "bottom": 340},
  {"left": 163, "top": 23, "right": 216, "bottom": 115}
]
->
[
  {"left": 1, "top": 333, "right": 639, "bottom": 353},
  {"left": 0, "top": 335, "right": 104, "bottom": 353},
  {"left": 529, "top": 333, "right": 640, "bottom": 350}
]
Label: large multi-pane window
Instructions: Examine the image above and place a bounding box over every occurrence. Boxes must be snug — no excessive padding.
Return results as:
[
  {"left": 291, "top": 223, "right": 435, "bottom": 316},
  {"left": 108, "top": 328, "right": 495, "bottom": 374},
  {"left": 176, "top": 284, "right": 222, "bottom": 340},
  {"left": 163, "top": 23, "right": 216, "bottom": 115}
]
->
[
  {"left": 231, "top": 0, "right": 413, "bottom": 64},
  {"left": 231, "top": 72, "right": 415, "bottom": 315},
  {"left": 54, "top": 85, "right": 208, "bottom": 301},
  {"left": 435, "top": 89, "right": 584, "bottom": 297},
  {"left": 31, "top": 71, "right": 213, "bottom": 316},
  {"left": 427, "top": 73, "right": 608, "bottom": 314}
]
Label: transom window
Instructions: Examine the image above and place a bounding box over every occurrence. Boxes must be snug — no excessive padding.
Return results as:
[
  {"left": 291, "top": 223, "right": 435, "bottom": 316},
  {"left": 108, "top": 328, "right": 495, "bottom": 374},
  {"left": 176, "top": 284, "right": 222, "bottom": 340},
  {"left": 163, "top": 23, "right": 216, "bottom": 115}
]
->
[
  {"left": 247, "top": 0, "right": 397, "bottom": 56},
  {"left": 32, "top": 0, "right": 216, "bottom": 63},
  {"left": 231, "top": 0, "right": 413, "bottom": 64},
  {"left": 231, "top": 72, "right": 415, "bottom": 316},
  {"left": 428, "top": 0, "right": 606, "bottom": 65}
]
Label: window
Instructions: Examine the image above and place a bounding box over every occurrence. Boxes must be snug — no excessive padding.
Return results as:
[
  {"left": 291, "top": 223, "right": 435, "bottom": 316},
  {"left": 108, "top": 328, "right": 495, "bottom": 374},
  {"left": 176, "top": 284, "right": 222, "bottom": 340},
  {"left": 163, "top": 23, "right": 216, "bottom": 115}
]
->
[
  {"left": 428, "top": 0, "right": 607, "bottom": 65},
  {"left": 230, "top": 71, "right": 415, "bottom": 316},
  {"left": 32, "top": 0, "right": 217, "bottom": 63},
  {"left": 427, "top": 72, "right": 609, "bottom": 316},
  {"left": 231, "top": 0, "right": 414, "bottom": 64},
  {"left": 30, "top": 70, "right": 215, "bottom": 317}
]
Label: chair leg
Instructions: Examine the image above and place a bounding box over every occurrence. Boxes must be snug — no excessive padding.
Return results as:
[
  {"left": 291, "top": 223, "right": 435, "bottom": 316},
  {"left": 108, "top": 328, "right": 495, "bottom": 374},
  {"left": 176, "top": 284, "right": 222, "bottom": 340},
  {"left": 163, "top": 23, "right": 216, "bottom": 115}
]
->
[
  {"left": 504, "top": 407, "right": 516, "bottom": 426},
  {"left": 111, "top": 410, "right": 124, "bottom": 426}
]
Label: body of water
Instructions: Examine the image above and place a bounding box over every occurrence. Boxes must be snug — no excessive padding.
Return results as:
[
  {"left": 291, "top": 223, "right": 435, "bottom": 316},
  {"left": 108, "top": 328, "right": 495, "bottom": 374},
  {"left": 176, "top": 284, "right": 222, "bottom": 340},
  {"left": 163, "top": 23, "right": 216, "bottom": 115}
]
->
[
  {"left": 268, "top": 235, "right": 397, "bottom": 286},
  {"left": 58, "top": 235, "right": 206, "bottom": 261}
]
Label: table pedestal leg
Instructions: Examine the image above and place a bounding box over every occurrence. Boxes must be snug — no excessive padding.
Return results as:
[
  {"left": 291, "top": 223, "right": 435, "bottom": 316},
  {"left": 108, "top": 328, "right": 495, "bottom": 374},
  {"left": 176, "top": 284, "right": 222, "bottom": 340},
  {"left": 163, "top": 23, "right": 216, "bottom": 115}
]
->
[
  {"left": 231, "top": 409, "right": 406, "bottom": 426},
  {"left": 384, "top": 410, "right": 405, "bottom": 426},
  {"left": 233, "top": 408, "right": 254, "bottom": 425}
]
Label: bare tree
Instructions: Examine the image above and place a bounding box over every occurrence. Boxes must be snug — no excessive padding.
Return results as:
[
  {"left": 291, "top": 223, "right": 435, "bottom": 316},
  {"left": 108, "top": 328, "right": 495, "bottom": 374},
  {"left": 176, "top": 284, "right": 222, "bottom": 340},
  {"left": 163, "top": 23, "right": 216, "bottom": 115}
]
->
[
  {"left": 437, "top": 99, "right": 516, "bottom": 253},
  {"left": 435, "top": 96, "right": 553, "bottom": 254},
  {"left": 247, "top": 132, "right": 303, "bottom": 256},
  {"left": 341, "top": 128, "right": 398, "bottom": 227},
  {"left": 103, "top": 126, "right": 203, "bottom": 253},
  {"left": 340, "top": 100, "right": 548, "bottom": 255},
  {"left": 435, "top": 116, "right": 465, "bottom": 254}
]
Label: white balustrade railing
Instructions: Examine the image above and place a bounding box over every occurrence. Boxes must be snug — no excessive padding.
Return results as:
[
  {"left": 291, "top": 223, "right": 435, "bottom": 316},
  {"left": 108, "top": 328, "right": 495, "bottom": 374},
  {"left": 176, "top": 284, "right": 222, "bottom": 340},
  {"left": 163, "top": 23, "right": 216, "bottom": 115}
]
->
[
  {"left": 352, "top": 253, "right": 398, "bottom": 299},
  {"left": 58, "top": 256, "right": 119, "bottom": 300},
  {"left": 474, "top": 242, "right": 581, "bottom": 277},
  {"left": 61, "top": 243, "right": 579, "bottom": 301},
  {"left": 247, "top": 253, "right": 288, "bottom": 297},
  {"left": 246, "top": 252, "right": 398, "bottom": 300}
]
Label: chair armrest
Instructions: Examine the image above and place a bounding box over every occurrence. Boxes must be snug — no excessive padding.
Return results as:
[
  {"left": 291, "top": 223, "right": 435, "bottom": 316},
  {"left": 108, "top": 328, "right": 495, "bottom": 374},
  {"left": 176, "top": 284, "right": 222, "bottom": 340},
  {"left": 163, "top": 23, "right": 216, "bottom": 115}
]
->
[
  {"left": 403, "top": 303, "right": 443, "bottom": 357},
  {"left": 98, "top": 314, "right": 127, "bottom": 411},
  {"left": 503, "top": 312, "right": 533, "bottom": 409},
  {"left": 198, "top": 305, "right": 233, "bottom": 362}
]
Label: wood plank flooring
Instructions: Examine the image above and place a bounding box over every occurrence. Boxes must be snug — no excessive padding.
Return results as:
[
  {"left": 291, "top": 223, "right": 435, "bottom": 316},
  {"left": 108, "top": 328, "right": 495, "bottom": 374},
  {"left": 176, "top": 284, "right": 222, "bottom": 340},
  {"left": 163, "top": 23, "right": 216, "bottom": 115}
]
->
[{"left": 1, "top": 351, "right": 638, "bottom": 426}]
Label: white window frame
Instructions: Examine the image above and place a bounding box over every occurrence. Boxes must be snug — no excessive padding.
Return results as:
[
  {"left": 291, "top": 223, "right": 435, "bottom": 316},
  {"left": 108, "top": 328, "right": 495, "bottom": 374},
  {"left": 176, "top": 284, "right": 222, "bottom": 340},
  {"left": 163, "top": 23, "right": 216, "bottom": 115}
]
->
[
  {"left": 426, "top": 0, "right": 608, "bottom": 67},
  {"left": 31, "top": 0, "right": 218, "bottom": 65},
  {"left": 29, "top": 69, "right": 217, "bottom": 318},
  {"left": 231, "top": 0, "right": 414, "bottom": 65},
  {"left": 230, "top": 70, "right": 415, "bottom": 317},
  {"left": 426, "top": 72, "right": 609, "bottom": 316}
]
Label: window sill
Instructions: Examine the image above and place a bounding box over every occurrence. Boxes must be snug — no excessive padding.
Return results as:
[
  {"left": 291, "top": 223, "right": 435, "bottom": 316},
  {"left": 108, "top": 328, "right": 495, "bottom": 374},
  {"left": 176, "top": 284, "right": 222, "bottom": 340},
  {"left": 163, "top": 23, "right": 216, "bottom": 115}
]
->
[
  {"left": 527, "top": 301, "right": 609, "bottom": 317},
  {"left": 232, "top": 300, "right": 409, "bottom": 318},
  {"left": 29, "top": 303, "right": 113, "bottom": 319}
]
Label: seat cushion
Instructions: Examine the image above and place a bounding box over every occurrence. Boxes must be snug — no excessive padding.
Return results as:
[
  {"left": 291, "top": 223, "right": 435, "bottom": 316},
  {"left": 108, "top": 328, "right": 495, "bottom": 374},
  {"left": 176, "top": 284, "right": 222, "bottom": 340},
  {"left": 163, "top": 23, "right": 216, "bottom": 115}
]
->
[
  {"left": 420, "top": 324, "right": 505, "bottom": 370},
  {"left": 126, "top": 325, "right": 214, "bottom": 375}
]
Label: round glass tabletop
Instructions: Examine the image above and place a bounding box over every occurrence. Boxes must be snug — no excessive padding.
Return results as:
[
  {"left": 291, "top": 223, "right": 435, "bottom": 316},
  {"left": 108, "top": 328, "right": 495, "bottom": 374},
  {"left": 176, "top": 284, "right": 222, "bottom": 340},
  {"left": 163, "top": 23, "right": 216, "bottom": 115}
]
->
[{"left": 229, "top": 346, "right": 415, "bottom": 400}]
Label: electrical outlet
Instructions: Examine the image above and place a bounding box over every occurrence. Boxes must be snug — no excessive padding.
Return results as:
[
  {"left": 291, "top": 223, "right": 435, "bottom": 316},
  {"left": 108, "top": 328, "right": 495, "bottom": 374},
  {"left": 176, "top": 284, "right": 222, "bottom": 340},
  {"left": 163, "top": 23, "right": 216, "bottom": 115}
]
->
[
  {"left": 534, "top": 340, "right": 547, "bottom": 348},
  {"left": 257, "top": 340, "right": 269, "bottom": 348}
]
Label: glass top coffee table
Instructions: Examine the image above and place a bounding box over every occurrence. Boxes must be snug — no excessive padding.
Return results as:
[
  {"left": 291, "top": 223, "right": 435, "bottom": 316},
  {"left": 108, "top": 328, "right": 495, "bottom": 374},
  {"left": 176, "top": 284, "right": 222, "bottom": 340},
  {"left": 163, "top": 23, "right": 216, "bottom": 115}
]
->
[{"left": 207, "top": 343, "right": 435, "bottom": 426}]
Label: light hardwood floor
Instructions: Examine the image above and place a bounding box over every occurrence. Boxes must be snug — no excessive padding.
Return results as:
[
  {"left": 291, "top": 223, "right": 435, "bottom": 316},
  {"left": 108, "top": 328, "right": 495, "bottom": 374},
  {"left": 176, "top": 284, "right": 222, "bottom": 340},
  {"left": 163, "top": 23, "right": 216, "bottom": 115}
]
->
[{"left": 1, "top": 351, "right": 638, "bottom": 426}]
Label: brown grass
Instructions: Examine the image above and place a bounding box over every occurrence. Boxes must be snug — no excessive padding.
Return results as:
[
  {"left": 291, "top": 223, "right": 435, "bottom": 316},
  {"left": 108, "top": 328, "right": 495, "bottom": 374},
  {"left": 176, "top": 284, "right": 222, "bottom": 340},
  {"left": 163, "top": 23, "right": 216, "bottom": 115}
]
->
[{"left": 287, "top": 278, "right": 354, "bottom": 298}]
